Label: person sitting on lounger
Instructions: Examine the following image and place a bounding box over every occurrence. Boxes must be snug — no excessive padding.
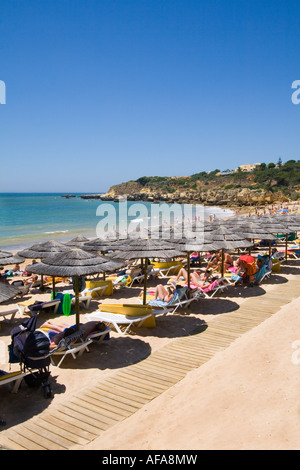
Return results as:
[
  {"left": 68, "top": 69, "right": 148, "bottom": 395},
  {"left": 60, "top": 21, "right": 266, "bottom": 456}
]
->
[
  {"left": 13, "top": 264, "right": 23, "bottom": 275},
  {"left": 175, "top": 267, "right": 211, "bottom": 288},
  {"left": 153, "top": 284, "right": 184, "bottom": 303},
  {"left": 235, "top": 258, "right": 257, "bottom": 285},
  {"left": 206, "top": 250, "right": 233, "bottom": 273},
  {"left": 271, "top": 247, "right": 282, "bottom": 259},
  {"left": 23, "top": 274, "right": 39, "bottom": 285}
]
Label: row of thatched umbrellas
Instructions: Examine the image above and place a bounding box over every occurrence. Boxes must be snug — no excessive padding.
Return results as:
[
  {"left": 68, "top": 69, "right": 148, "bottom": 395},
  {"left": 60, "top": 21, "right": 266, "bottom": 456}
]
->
[
  {"left": 0, "top": 212, "right": 299, "bottom": 329},
  {"left": 0, "top": 250, "right": 27, "bottom": 303}
]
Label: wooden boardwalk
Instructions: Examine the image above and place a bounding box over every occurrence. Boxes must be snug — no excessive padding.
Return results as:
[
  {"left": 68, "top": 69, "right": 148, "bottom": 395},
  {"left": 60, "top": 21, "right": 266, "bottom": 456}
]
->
[{"left": 1, "top": 277, "right": 300, "bottom": 450}]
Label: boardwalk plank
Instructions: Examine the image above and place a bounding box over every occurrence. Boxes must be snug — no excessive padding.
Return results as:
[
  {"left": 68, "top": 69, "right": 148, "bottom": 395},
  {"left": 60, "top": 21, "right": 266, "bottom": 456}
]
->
[{"left": 2, "top": 274, "right": 299, "bottom": 450}]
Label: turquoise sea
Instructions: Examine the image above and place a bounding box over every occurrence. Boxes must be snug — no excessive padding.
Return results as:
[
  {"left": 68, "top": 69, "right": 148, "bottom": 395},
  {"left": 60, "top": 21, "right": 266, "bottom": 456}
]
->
[{"left": 0, "top": 193, "right": 235, "bottom": 251}]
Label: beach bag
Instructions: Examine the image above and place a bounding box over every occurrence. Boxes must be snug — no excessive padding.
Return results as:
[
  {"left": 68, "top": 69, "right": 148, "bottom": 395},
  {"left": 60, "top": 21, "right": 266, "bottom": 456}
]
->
[{"left": 28, "top": 301, "right": 45, "bottom": 314}]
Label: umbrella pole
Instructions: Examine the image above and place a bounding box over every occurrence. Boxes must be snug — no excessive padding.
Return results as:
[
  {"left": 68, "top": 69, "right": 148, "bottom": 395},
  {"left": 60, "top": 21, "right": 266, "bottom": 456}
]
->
[
  {"left": 285, "top": 234, "right": 288, "bottom": 261},
  {"left": 221, "top": 249, "right": 224, "bottom": 277},
  {"left": 40, "top": 274, "right": 45, "bottom": 292},
  {"left": 269, "top": 240, "right": 271, "bottom": 258},
  {"left": 75, "top": 276, "right": 80, "bottom": 330},
  {"left": 52, "top": 276, "right": 56, "bottom": 299},
  {"left": 143, "top": 258, "right": 148, "bottom": 305},
  {"left": 187, "top": 252, "right": 191, "bottom": 296}
]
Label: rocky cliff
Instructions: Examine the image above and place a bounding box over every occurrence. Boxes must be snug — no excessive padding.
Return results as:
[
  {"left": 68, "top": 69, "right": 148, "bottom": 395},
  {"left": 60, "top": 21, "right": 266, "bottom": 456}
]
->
[
  {"left": 87, "top": 184, "right": 289, "bottom": 207},
  {"left": 80, "top": 162, "right": 300, "bottom": 206}
]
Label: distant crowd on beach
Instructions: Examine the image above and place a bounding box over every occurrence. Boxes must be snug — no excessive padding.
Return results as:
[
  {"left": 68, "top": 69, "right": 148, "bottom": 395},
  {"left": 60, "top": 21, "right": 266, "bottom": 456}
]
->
[{"left": 234, "top": 202, "right": 300, "bottom": 219}]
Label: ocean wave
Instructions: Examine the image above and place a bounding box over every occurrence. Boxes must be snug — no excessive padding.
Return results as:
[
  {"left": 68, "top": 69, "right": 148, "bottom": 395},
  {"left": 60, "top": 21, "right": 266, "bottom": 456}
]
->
[{"left": 44, "top": 230, "right": 69, "bottom": 234}]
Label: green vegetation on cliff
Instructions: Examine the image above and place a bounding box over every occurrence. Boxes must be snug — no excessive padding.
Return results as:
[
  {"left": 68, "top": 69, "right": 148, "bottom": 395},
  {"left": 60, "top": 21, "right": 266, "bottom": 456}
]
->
[{"left": 134, "top": 160, "right": 300, "bottom": 199}]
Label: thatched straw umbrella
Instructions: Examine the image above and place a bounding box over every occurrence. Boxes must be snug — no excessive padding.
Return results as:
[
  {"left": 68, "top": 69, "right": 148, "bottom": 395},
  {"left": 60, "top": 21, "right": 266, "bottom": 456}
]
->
[
  {"left": 18, "top": 240, "right": 71, "bottom": 293},
  {"left": 182, "top": 237, "right": 223, "bottom": 292},
  {"left": 27, "top": 248, "right": 123, "bottom": 330},
  {"left": 230, "top": 223, "right": 277, "bottom": 256},
  {"left": 83, "top": 238, "right": 120, "bottom": 254},
  {"left": 109, "top": 238, "right": 185, "bottom": 304},
  {"left": 146, "top": 225, "right": 222, "bottom": 292},
  {"left": 0, "top": 282, "right": 21, "bottom": 304},
  {"left": 259, "top": 217, "right": 295, "bottom": 261},
  {"left": 64, "top": 236, "right": 91, "bottom": 248},
  {"left": 17, "top": 240, "right": 70, "bottom": 259},
  {"left": 0, "top": 250, "right": 25, "bottom": 266},
  {"left": 207, "top": 226, "right": 253, "bottom": 277},
  {"left": 83, "top": 238, "right": 126, "bottom": 280}
]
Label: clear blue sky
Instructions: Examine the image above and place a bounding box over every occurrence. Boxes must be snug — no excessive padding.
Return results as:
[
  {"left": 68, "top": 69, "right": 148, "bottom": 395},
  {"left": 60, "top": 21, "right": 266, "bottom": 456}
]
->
[{"left": 0, "top": 0, "right": 299, "bottom": 193}]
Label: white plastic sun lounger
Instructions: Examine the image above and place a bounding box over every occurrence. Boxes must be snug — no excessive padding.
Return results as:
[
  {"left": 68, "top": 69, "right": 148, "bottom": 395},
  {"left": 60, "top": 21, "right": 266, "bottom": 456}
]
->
[
  {"left": 50, "top": 340, "right": 93, "bottom": 368},
  {"left": 0, "top": 308, "right": 18, "bottom": 322},
  {"left": 189, "top": 277, "right": 231, "bottom": 298},
  {"left": 153, "top": 264, "right": 182, "bottom": 278},
  {"left": 0, "top": 371, "right": 28, "bottom": 393},
  {"left": 17, "top": 299, "right": 61, "bottom": 317},
  {"left": 87, "top": 311, "right": 152, "bottom": 335},
  {"left": 49, "top": 326, "right": 110, "bottom": 368}
]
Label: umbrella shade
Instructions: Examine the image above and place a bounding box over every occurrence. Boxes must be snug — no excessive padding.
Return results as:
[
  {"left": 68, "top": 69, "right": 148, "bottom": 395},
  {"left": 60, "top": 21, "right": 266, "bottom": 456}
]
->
[
  {"left": 0, "top": 282, "right": 21, "bottom": 303},
  {"left": 234, "top": 226, "right": 277, "bottom": 240},
  {"left": 27, "top": 248, "right": 124, "bottom": 329},
  {"left": 183, "top": 239, "right": 222, "bottom": 252},
  {"left": 28, "top": 249, "right": 122, "bottom": 277},
  {"left": 263, "top": 224, "right": 292, "bottom": 234},
  {"left": 251, "top": 233, "right": 277, "bottom": 240},
  {"left": 109, "top": 238, "right": 184, "bottom": 260},
  {"left": 18, "top": 240, "right": 78, "bottom": 293},
  {"left": 109, "top": 238, "right": 185, "bottom": 304},
  {"left": 0, "top": 250, "right": 25, "bottom": 266},
  {"left": 208, "top": 228, "right": 253, "bottom": 250},
  {"left": 83, "top": 238, "right": 120, "bottom": 253},
  {"left": 205, "top": 227, "right": 253, "bottom": 276},
  {"left": 64, "top": 236, "right": 91, "bottom": 247},
  {"left": 18, "top": 240, "right": 71, "bottom": 259}
]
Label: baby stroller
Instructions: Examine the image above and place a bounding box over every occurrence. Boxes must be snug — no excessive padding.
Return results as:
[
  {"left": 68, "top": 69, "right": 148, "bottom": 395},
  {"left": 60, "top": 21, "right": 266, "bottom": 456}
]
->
[{"left": 9, "top": 315, "right": 52, "bottom": 398}]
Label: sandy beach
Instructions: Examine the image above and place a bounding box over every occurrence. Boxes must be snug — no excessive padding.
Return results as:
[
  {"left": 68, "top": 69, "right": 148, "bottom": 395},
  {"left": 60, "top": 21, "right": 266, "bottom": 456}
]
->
[
  {"left": 1, "top": 206, "right": 300, "bottom": 450},
  {"left": 3, "top": 0, "right": 300, "bottom": 452}
]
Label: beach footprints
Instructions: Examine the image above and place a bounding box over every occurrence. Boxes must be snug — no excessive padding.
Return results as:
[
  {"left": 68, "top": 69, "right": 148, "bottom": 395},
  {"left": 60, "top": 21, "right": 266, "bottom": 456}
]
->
[{"left": 291, "top": 340, "right": 300, "bottom": 365}]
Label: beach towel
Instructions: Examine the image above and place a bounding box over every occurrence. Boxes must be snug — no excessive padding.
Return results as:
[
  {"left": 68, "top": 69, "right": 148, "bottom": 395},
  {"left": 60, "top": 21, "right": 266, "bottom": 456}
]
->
[
  {"left": 148, "top": 287, "right": 188, "bottom": 308},
  {"left": 255, "top": 264, "right": 267, "bottom": 282},
  {"left": 199, "top": 279, "right": 220, "bottom": 292}
]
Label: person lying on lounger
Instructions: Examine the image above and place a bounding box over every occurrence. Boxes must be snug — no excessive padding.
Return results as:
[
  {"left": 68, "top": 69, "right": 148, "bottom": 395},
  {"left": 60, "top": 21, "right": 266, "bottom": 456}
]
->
[
  {"left": 39, "top": 320, "right": 107, "bottom": 350},
  {"left": 117, "top": 264, "right": 142, "bottom": 277}
]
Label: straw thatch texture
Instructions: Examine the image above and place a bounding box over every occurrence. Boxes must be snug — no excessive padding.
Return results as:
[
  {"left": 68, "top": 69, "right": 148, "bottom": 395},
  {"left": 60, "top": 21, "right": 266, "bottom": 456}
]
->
[
  {"left": 27, "top": 249, "right": 123, "bottom": 277},
  {"left": 109, "top": 238, "right": 185, "bottom": 260},
  {"left": 0, "top": 283, "right": 21, "bottom": 304},
  {"left": 18, "top": 240, "right": 71, "bottom": 259},
  {"left": 0, "top": 250, "right": 25, "bottom": 266}
]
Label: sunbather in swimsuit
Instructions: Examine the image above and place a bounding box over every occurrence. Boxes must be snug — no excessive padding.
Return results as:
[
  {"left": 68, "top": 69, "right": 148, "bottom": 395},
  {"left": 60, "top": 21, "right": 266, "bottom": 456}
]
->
[
  {"left": 39, "top": 320, "right": 107, "bottom": 349},
  {"left": 175, "top": 267, "right": 211, "bottom": 288}
]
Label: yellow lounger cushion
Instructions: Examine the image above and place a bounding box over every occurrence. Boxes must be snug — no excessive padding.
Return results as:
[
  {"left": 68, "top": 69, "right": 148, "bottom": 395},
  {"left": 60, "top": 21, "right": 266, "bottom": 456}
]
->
[
  {"left": 98, "top": 303, "right": 156, "bottom": 328},
  {"left": 0, "top": 371, "right": 22, "bottom": 381},
  {"left": 85, "top": 280, "right": 113, "bottom": 296}
]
